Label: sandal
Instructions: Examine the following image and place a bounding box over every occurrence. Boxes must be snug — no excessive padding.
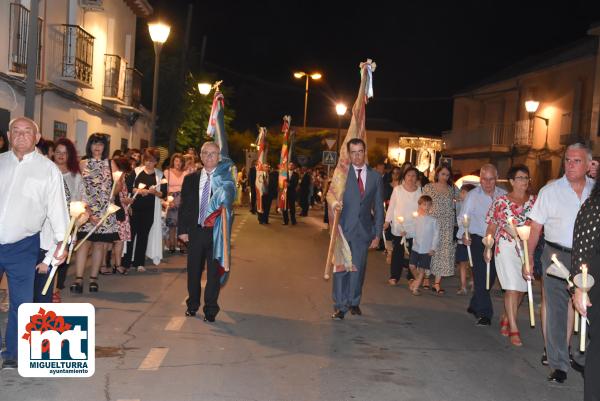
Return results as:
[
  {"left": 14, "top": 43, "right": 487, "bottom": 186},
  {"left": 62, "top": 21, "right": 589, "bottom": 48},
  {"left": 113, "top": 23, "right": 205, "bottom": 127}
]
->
[
  {"left": 115, "top": 265, "right": 129, "bottom": 275},
  {"left": 422, "top": 278, "right": 430, "bottom": 290},
  {"left": 411, "top": 288, "right": 421, "bottom": 296},
  {"left": 432, "top": 283, "right": 445, "bottom": 295},
  {"left": 100, "top": 266, "right": 114, "bottom": 275},
  {"left": 456, "top": 288, "right": 468, "bottom": 296},
  {"left": 509, "top": 331, "right": 522, "bottom": 347},
  {"left": 89, "top": 276, "right": 99, "bottom": 293},
  {"left": 388, "top": 278, "right": 398, "bottom": 286},
  {"left": 500, "top": 317, "right": 509, "bottom": 337},
  {"left": 70, "top": 277, "right": 83, "bottom": 294}
]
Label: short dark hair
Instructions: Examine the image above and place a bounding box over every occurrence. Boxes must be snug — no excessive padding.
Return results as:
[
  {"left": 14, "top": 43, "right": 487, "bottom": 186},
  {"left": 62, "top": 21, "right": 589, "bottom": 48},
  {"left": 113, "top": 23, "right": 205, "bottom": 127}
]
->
[
  {"left": 346, "top": 138, "right": 366, "bottom": 153},
  {"left": 402, "top": 166, "right": 419, "bottom": 180},
  {"left": 460, "top": 183, "right": 476, "bottom": 192},
  {"left": 36, "top": 138, "right": 54, "bottom": 156},
  {"left": 418, "top": 195, "right": 433, "bottom": 205},
  {"left": 85, "top": 133, "right": 110, "bottom": 160},
  {"left": 142, "top": 147, "right": 160, "bottom": 163},
  {"left": 507, "top": 164, "right": 529, "bottom": 181}
]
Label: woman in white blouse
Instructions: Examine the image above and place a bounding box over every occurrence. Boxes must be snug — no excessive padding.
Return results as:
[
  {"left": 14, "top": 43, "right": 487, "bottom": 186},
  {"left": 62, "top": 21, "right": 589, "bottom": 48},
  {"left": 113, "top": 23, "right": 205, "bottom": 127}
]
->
[{"left": 383, "top": 167, "right": 422, "bottom": 286}]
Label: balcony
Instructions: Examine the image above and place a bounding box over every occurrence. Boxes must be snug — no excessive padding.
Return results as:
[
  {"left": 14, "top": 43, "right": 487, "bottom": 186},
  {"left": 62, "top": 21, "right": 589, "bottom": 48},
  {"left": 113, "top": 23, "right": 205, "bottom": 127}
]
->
[
  {"left": 8, "top": 3, "right": 43, "bottom": 79},
  {"left": 60, "top": 24, "right": 94, "bottom": 88},
  {"left": 559, "top": 111, "right": 599, "bottom": 145},
  {"left": 443, "top": 120, "right": 531, "bottom": 156},
  {"left": 103, "top": 54, "right": 126, "bottom": 103},
  {"left": 122, "top": 68, "right": 142, "bottom": 110}
]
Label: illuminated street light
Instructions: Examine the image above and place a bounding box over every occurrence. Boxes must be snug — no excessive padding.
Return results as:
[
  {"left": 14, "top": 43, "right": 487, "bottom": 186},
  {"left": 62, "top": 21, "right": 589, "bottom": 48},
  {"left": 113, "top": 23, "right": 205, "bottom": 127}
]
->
[
  {"left": 148, "top": 21, "right": 171, "bottom": 146},
  {"left": 293, "top": 71, "right": 323, "bottom": 136},
  {"left": 197, "top": 83, "right": 212, "bottom": 95},
  {"left": 335, "top": 102, "right": 348, "bottom": 154},
  {"left": 524, "top": 99, "right": 549, "bottom": 149}
]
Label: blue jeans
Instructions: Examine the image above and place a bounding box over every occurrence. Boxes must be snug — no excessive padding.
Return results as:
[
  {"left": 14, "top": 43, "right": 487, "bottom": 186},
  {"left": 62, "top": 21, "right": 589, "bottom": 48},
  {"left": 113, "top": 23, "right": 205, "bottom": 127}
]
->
[{"left": 0, "top": 234, "right": 39, "bottom": 360}]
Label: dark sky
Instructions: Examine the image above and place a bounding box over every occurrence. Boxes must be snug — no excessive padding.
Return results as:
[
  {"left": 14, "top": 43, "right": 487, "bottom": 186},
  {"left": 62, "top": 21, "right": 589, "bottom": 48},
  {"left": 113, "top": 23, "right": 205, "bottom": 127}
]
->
[{"left": 139, "top": 0, "right": 600, "bottom": 135}]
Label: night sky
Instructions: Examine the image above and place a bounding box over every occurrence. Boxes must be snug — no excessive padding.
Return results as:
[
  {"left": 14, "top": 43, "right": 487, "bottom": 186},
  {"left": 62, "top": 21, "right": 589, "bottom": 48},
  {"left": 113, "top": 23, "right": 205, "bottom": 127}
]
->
[{"left": 138, "top": 0, "right": 600, "bottom": 135}]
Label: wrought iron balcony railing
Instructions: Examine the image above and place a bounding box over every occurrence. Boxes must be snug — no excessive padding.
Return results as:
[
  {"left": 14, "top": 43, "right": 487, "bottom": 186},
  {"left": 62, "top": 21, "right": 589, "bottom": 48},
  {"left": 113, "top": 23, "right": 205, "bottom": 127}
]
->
[
  {"left": 103, "top": 54, "right": 126, "bottom": 102},
  {"left": 443, "top": 120, "right": 532, "bottom": 151},
  {"left": 123, "top": 68, "right": 142, "bottom": 109},
  {"left": 8, "top": 3, "right": 43, "bottom": 79},
  {"left": 61, "top": 24, "right": 94, "bottom": 87}
]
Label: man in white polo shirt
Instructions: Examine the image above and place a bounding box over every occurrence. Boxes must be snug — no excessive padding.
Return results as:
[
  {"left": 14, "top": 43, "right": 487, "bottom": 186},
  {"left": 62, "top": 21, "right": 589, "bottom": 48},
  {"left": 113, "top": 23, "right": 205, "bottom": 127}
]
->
[{"left": 526, "top": 143, "right": 595, "bottom": 383}]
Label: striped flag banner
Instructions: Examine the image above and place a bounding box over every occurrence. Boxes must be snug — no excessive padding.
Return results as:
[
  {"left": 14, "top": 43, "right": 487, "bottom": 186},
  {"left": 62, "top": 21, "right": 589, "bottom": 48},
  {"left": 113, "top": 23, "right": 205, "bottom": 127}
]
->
[
  {"left": 278, "top": 115, "right": 291, "bottom": 210},
  {"left": 255, "top": 127, "right": 268, "bottom": 213},
  {"left": 326, "top": 59, "right": 376, "bottom": 273}
]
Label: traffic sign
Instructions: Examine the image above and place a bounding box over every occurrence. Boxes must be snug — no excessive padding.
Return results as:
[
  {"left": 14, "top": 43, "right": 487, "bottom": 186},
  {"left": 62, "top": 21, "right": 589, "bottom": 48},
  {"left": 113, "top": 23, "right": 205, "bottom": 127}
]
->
[
  {"left": 322, "top": 151, "right": 337, "bottom": 166},
  {"left": 325, "top": 139, "right": 337, "bottom": 150}
]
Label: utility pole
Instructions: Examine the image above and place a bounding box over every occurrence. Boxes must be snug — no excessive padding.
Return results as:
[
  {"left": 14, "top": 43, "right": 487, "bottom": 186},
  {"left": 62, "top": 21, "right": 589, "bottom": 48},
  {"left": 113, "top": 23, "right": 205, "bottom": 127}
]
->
[{"left": 24, "top": 0, "right": 40, "bottom": 118}]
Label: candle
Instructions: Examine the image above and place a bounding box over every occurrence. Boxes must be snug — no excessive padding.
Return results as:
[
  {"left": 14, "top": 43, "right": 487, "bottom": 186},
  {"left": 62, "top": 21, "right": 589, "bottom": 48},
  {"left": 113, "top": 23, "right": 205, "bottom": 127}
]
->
[
  {"left": 130, "top": 183, "right": 147, "bottom": 202},
  {"left": 482, "top": 234, "right": 495, "bottom": 291},
  {"left": 581, "top": 264, "right": 588, "bottom": 352},
  {"left": 517, "top": 225, "right": 535, "bottom": 328},
  {"left": 167, "top": 195, "right": 175, "bottom": 203},
  {"left": 74, "top": 204, "right": 121, "bottom": 251},
  {"left": 462, "top": 214, "right": 473, "bottom": 267},
  {"left": 412, "top": 211, "right": 418, "bottom": 218}
]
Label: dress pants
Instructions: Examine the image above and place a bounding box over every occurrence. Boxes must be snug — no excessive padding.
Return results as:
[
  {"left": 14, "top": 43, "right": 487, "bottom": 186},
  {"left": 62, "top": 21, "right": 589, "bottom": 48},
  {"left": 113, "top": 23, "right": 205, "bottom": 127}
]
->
[
  {"left": 0, "top": 234, "right": 39, "bottom": 360},
  {"left": 542, "top": 246, "right": 572, "bottom": 372},
  {"left": 282, "top": 196, "right": 297, "bottom": 225},
  {"left": 33, "top": 248, "right": 53, "bottom": 303},
  {"left": 332, "top": 238, "right": 369, "bottom": 312},
  {"left": 124, "top": 210, "right": 153, "bottom": 268},
  {"left": 390, "top": 236, "right": 414, "bottom": 281},
  {"left": 258, "top": 194, "right": 272, "bottom": 224},
  {"left": 585, "top": 283, "right": 599, "bottom": 400},
  {"left": 249, "top": 184, "right": 257, "bottom": 213},
  {"left": 186, "top": 226, "right": 221, "bottom": 318},
  {"left": 299, "top": 192, "right": 309, "bottom": 216},
  {"left": 468, "top": 234, "right": 497, "bottom": 319}
]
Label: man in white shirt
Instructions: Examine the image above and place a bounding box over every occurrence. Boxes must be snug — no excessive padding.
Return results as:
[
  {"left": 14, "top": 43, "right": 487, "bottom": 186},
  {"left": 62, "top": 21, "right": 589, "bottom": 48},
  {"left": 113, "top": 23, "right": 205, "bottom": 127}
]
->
[
  {"left": 0, "top": 117, "right": 68, "bottom": 369},
  {"left": 526, "top": 143, "right": 595, "bottom": 383},
  {"left": 459, "top": 164, "right": 506, "bottom": 326}
]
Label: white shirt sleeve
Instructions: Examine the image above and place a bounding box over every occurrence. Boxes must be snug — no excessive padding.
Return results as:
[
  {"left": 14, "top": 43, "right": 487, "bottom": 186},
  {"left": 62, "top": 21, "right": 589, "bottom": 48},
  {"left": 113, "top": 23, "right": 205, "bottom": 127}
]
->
[
  {"left": 47, "top": 165, "right": 69, "bottom": 246},
  {"left": 528, "top": 186, "right": 548, "bottom": 225},
  {"left": 385, "top": 187, "right": 398, "bottom": 223}
]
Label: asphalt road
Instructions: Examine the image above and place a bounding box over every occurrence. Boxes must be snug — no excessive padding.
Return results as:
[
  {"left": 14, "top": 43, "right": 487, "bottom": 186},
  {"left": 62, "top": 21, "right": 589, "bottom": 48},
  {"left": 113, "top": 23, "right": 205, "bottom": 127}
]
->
[{"left": 0, "top": 207, "right": 585, "bottom": 401}]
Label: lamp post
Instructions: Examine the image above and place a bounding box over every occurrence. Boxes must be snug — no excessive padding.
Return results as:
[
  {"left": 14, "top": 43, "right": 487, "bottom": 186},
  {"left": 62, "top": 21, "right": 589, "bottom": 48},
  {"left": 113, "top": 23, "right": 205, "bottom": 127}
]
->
[
  {"left": 197, "top": 82, "right": 212, "bottom": 95},
  {"left": 148, "top": 22, "right": 171, "bottom": 146},
  {"left": 525, "top": 100, "right": 550, "bottom": 149},
  {"left": 294, "top": 71, "right": 322, "bottom": 136},
  {"left": 335, "top": 103, "right": 347, "bottom": 154}
]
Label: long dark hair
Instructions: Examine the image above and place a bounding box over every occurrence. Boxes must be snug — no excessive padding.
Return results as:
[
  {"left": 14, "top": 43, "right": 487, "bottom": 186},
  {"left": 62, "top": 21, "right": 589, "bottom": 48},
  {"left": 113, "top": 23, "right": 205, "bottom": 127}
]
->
[
  {"left": 85, "top": 133, "right": 110, "bottom": 160},
  {"left": 55, "top": 137, "right": 80, "bottom": 174},
  {"left": 434, "top": 164, "right": 454, "bottom": 186}
]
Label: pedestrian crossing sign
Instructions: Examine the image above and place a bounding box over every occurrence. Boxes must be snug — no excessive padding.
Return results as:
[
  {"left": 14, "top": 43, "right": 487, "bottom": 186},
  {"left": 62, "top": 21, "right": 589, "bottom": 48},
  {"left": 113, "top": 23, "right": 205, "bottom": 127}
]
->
[{"left": 322, "top": 151, "right": 337, "bottom": 166}]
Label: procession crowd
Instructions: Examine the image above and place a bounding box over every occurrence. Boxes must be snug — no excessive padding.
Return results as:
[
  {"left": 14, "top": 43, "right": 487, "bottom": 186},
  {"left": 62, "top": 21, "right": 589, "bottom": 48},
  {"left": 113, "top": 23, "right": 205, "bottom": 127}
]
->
[{"left": 1, "top": 116, "right": 600, "bottom": 400}]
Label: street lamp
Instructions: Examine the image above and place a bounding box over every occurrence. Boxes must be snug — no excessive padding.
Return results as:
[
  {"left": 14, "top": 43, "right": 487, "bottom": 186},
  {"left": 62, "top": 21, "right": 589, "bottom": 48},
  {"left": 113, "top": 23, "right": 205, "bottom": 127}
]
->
[
  {"left": 335, "top": 102, "right": 347, "bottom": 154},
  {"left": 293, "top": 71, "right": 322, "bottom": 136},
  {"left": 148, "top": 22, "right": 171, "bottom": 146},
  {"left": 197, "top": 82, "right": 212, "bottom": 95},
  {"left": 524, "top": 99, "right": 550, "bottom": 148}
]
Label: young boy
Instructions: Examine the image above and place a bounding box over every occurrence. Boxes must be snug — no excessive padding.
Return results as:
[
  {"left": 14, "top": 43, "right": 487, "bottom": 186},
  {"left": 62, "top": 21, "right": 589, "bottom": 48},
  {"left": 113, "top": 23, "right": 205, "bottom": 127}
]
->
[
  {"left": 408, "top": 195, "right": 440, "bottom": 296},
  {"left": 455, "top": 184, "right": 476, "bottom": 295}
]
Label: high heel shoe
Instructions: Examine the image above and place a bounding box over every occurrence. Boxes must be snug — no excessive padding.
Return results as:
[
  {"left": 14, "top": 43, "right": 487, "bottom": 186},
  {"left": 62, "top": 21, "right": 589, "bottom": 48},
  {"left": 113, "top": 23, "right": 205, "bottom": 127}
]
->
[
  {"left": 89, "top": 276, "right": 99, "bottom": 293},
  {"left": 509, "top": 331, "right": 522, "bottom": 347},
  {"left": 70, "top": 277, "right": 83, "bottom": 294},
  {"left": 500, "top": 317, "right": 509, "bottom": 337}
]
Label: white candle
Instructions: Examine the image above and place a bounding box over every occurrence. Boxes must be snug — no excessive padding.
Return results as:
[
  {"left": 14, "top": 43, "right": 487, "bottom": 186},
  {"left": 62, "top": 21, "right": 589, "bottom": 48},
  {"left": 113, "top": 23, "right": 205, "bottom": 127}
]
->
[{"left": 581, "top": 264, "right": 588, "bottom": 352}]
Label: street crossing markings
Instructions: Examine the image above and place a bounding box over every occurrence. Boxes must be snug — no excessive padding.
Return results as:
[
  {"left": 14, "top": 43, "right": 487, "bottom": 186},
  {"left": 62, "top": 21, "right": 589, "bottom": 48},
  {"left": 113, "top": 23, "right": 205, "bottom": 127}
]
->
[
  {"left": 164, "top": 316, "right": 186, "bottom": 331},
  {"left": 138, "top": 347, "right": 169, "bottom": 371}
]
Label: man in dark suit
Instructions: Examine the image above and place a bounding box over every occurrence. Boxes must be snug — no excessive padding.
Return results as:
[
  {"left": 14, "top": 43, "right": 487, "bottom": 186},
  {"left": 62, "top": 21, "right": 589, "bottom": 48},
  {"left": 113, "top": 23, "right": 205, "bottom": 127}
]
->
[
  {"left": 178, "top": 142, "right": 222, "bottom": 322},
  {"left": 299, "top": 167, "right": 312, "bottom": 216},
  {"left": 328, "top": 138, "right": 384, "bottom": 320},
  {"left": 248, "top": 160, "right": 257, "bottom": 214},
  {"left": 283, "top": 162, "right": 299, "bottom": 225},
  {"left": 260, "top": 166, "right": 279, "bottom": 224}
]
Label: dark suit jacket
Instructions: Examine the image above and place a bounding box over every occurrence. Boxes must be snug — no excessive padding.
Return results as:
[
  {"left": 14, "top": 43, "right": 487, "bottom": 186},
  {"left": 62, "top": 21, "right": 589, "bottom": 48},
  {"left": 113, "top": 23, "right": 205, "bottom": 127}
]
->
[
  {"left": 288, "top": 171, "right": 299, "bottom": 199},
  {"left": 339, "top": 166, "right": 384, "bottom": 243},
  {"left": 268, "top": 171, "right": 279, "bottom": 198},
  {"left": 178, "top": 170, "right": 202, "bottom": 236},
  {"left": 248, "top": 166, "right": 257, "bottom": 187}
]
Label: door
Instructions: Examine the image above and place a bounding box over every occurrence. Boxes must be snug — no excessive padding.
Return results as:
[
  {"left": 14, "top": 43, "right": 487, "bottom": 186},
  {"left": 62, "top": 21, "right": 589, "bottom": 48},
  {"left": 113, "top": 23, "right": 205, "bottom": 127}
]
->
[{"left": 75, "top": 120, "right": 87, "bottom": 156}]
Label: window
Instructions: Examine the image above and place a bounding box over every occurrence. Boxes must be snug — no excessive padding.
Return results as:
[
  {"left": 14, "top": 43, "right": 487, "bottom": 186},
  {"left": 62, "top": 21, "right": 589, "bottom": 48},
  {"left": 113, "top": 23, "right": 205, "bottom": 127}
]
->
[
  {"left": 120, "top": 138, "right": 128, "bottom": 152},
  {"left": 53, "top": 121, "right": 67, "bottom": 140},
  {"left": 140, "top": 139, "right": 148, "bottom": 151}
]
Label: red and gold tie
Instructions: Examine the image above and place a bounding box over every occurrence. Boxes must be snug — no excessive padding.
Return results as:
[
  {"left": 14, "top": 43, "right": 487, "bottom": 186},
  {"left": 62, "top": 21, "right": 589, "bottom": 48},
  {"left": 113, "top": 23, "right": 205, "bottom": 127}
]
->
[{"left": 357, "top": 168, "right": 365, "bottom": 197}]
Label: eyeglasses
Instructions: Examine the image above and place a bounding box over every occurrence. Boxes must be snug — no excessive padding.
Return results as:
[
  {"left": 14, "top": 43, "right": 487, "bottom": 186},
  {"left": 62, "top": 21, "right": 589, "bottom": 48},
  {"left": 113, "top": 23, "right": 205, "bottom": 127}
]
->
[
  {"left": 514, "top": 176, "right": 530, "bottom": 181},
  {"left": 201, "top": 151, "right": 219, "bottom": 157}
]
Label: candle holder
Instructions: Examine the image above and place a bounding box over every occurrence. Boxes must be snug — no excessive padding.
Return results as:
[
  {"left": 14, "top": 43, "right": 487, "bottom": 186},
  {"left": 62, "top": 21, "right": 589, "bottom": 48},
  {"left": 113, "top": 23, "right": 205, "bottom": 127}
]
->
[
  {"left": 74, "top": 204, "right": 121, "bottom": 252},
  {"left": 516, "top": 225, "right": 535, "bottom": 328},
  {"left": 481, "top": 234, "right": 495, "bottom": 291},
  {"left": 462, "top": 214, "right": 473, "bottom": 267},
  {"left": 573, "top": 265, "right": 594, "bottom": 352}
]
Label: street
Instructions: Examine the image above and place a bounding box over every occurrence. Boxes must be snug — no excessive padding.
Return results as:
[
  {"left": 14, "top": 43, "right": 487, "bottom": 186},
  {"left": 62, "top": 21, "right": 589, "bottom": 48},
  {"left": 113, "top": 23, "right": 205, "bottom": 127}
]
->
[{"left": 0, "top": 208, "right": 584, "bottom": 401}]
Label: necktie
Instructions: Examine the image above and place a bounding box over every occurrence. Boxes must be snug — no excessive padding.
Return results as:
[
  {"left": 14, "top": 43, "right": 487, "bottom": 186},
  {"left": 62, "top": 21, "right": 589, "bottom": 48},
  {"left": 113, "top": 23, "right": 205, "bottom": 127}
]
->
[
  {"left": 198, "top": 172, "right": 211, "bottom": 226},
  {"left": 357, "top": 168, "right": 365, "bottom": 197}
]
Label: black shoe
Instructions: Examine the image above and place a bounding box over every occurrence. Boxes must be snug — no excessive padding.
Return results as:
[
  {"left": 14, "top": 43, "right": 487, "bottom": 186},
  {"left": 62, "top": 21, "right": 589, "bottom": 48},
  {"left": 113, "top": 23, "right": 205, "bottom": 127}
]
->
[
  {"left": 185, "top": 309, "right": 196, "bottom": 317},
  {"left": 283, "top": 223, "right": 288, "bottom": 225},
  {"left": 203, "top": 315, "right": 215, "bottom": 323},
  {"left": 88, "top": 276, "right": 99, "bottom": 293},
  {"left": 475, "top": 317, "right": 491, "bottom": 326},
  {"left": 1, "top": 359, "right": 17, "bottom": 370},
  {"left": 350, "top": 306, "right": 362, "bottom": 316},
  {"left": 70, "top": 277, "right": 83, "bottom": 294},
  {"left": 331, "top": 310, "right": 345, "bottom": 320},
  {"left": 467, "top": 307, "right": 476, "bottom": 317},
  {"left": 547, "top": 369, "right": 567, "bottom": 383},
  {"left": 541, "top": 349, "right": 549, "bottom": 366},
  {"left": 571, "top": 358, "right": 585, "bottom": 375}
]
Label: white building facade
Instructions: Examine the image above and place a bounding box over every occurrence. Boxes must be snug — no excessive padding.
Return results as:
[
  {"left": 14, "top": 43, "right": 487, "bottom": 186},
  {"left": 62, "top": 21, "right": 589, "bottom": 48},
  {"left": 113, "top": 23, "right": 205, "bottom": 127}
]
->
[{"left": 0, "top": 0, "right": 153, "bottom": 155}]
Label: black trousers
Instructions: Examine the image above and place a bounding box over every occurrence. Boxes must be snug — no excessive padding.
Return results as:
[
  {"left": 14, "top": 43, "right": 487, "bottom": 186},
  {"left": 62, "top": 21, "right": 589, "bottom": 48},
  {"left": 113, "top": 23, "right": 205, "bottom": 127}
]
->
[
  {"left": 390, "top": 236, "right": 414, "bottom": 281},
  {"left": 249, "top": 184, "right": 257, "bottom": 213},
  {"left": 258, "top": 194, "right": 272, "bottom": 223},
  {"left": 124, "top": 210, "right": 153, "bottom": 268},
  {"left": 299, "top": 192, "right": 309, "bottom": 216},
  {"left": 282, "top": 196, "right": 297, "bottom": 225},
  {"left": 186, "top": 226, "right": 221, "bottom": 318},
  {"left": 56, "top": 261, "right": 68, "bottom": 290},
  {"left": 468, "top": 234, "right": 497, "bottom": 319}
]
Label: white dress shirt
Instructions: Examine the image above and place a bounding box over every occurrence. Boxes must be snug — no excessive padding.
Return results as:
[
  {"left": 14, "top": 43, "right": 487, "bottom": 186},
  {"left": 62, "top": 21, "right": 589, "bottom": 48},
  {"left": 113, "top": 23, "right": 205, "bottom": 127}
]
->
[
  {"left": 385, "top": 184, "right": 422, "bottom": 237},
  {"left": 0, "top": 150, "right": 68, "bottom": 250},
  {"left": 412, "top": 214, "right": 440, "bottom": 254},
  {"left": 529, "top": 175, "right": 594, "bottom": 248},
  {"left": 352, "top": 164, "right": 367, "bottom": 189},
  {"left": 457, "top": 185, "right": 506, "bottom": 238}
]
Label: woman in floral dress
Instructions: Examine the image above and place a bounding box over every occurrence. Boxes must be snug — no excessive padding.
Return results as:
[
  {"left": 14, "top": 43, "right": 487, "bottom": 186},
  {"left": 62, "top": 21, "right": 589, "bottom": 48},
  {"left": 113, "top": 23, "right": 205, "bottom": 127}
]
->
[
  {"left": 422, "top": 165, "right": 459, "bottom": 294},
  {"left": 72, "top": 134, "right": 120, "bottom": 293},
  {"left": 485, "top": 164, "right": 536, "bottom": 346}
]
